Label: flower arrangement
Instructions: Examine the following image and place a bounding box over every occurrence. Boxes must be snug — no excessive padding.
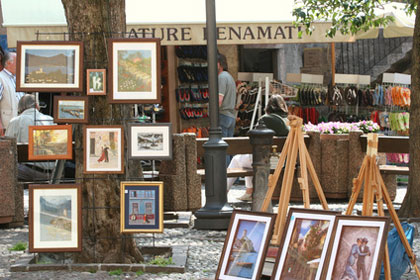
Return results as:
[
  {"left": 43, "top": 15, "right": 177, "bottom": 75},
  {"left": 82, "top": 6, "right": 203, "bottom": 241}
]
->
[{"left": 303, "top": 120, "right": 380, "bottom": 134}]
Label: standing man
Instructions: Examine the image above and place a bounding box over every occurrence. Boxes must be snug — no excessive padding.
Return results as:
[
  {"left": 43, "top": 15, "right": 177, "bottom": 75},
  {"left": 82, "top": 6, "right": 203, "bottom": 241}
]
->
[
  {"left": 0, "top": 51, "right": 25, "bottom": 133},
  {"left": 217, "top": 53, "right": 237, "bottom": 138}
]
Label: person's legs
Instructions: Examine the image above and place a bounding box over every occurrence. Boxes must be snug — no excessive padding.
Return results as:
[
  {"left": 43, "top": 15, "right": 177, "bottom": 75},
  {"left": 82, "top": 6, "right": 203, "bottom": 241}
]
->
[{"left": 219, "top": 114, "right": 235, "bottom": 138}]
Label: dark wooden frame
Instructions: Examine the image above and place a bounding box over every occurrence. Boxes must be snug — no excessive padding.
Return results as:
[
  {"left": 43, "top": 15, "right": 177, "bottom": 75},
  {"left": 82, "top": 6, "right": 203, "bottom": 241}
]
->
[
  {"left": 320, "top": 215, "right": 390, "bottom": 280},
  {"left": 120, "top": 181, "right": 164, "bottom": 233},
  {"left": 216, "top": 210, "right": 275, "bottom": 280},
  {"left": 29, "top": 184, "right": 82, "bottom": 252},
  {"left": 271, "top": 208, "right": 339, "bottom": 280},
  {"left": 107, "top": 38, "right": 161, "bottom": 104},
  {"left": 128, "top": 123, "right": 172, "bottom": 160},
  {"left": 83, "top": 125, "right": 124, "bottom": 174},
  {"left": 28, "top": 124, "right": 73, "bottom": 160},
  {"left": 16, "top": 41, "right": 83, "bottom": 92},
  {"left": 86, "top": 69, "right": 106, "bottom": 95},
  {"left": 53, "top": 95, "right": 88, "bottom": 123}
]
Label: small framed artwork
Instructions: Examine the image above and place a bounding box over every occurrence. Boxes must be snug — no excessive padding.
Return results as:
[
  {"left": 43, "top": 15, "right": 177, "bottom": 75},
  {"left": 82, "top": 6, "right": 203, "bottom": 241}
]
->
[
  {"left": 87, "top": 69, "right": 106, "bottom": 95},
  {"left": 120, "top": 181, "right": 164, "bottom": 233},
  {"left": 216, "top": 210, "right": 275, "bottom": 280},
  {"left": 16, "top": 41, "right": 83, "bottom": 92},
  {"left": 29, "top": 184, "right": 82, "bottom": 252},
  {"left": 271, "top": 208, "right": 338, "bottom": 280},
  {"left": 128, "top": 123, "right": 172, "bottom": 160},
  {"left": 53, "top": 95, "right": 88, "bottom": 123},
  {"left": 28, "top": 124, "right": 73, "bottom": 160},
  {"left": 108, "top": 38, "right": 161, "bottom": 104},
  {"left": 84, "top": 125, "right": 124, "bottom": 174},
  {"left": 321, "top": 215, "right": 390, "bottom": 280}
]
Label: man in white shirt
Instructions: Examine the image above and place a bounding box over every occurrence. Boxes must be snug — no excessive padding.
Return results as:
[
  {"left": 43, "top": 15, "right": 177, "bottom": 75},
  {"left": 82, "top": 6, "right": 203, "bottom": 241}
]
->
[
  {"left": 6, "top": 94, "right": 55, "bottom": 181},
  {"left": 0, "top": 51, "right": 25, "bottom": 133}
]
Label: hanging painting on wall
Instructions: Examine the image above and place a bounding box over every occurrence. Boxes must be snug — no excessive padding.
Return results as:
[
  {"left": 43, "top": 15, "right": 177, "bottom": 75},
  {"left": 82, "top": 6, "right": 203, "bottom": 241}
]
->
[
  {"left": 53, "top": 96, "right": 88, "bottom": 123},
  {"left": 108, "top": 38, "right": 161, "bottom": 103},
  {"left": 28, "top": 124, "right": 73, "bottom": 160},
  {"left": 128, "top": 123, "right": 172, "bottom": 160},
  {"left": 120, "top": 181, "right": 164, "bottom": 233},
  {"left": 87, "top": 69, "right": 106, "bottom": 95},
  {"left": 16, "top": 41, "right": 83, "bottom": 92},
  {"left": 29, "top": 184, "right": 82, "bottom": 252},
  {"left": 84, "top": 125, "right": 124, "bottom": 174}
]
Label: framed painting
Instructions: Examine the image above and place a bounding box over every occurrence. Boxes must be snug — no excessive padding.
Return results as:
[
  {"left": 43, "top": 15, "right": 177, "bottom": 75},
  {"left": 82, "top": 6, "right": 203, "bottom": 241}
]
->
[
  {"left": 108, "top": 38, "right": 161, "bottom": 104},
  {"left": 120, "top": 181, "right": 164, "bottom": 233},
  {"left": 271, "top": 208, "right": 338, "bottom": 280},
  {"left": 128, "top": 123, "right": 172, "bottom": 160},
  {"left": 84, "top": 125, "right": 124, "bottom": 174},
  {"left": 53, "top": 95, "right": 88, "bottom": 123},
  {"left": 29, "top": 184, "right": 82, "bottom": 252},
  {"left": 16, "top": 41, "right": 83, "bottom": 92},
  {"left": 28, "top": 124, "right": 72, "bottom": 160},
  {"left": 321, "top": 215, "right": 390, "bottom": 280},
  {"left": 87, "top": 69, "right": 106, "bottom": 95},
  {"left": 216, "top": 210, "right": 275, "bottom": 280}
]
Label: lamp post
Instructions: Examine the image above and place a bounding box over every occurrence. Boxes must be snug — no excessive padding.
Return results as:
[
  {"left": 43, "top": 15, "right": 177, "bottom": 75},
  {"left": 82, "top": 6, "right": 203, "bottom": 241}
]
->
[{"left": 194, "top": 0, "right": 233, "bottom": 230}]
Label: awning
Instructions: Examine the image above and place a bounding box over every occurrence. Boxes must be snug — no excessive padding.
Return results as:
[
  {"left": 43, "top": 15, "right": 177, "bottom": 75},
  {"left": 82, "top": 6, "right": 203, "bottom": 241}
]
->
[{"left": 1, "top": 0, "right": 413, "bottom": 47}]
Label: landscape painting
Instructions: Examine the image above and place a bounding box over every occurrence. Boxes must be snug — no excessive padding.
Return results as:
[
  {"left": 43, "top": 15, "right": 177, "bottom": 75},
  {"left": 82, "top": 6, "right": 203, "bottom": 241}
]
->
[
  {"left": 54, "top": 96, "right": 88, "bottom": 123},
  {"left": 322, "top": 216, "right": 390, "bottom": 280},
  {"left": 29, "top": 184, "right": 82, "bottom": 252},
  {"left": 216, "top": 210, "right": 275, "bottom": 280},
  {"left": 87, "top": 69, "right": 106, "bottom": 95},
  {"left": 16, "top": 41, "right": 83, "bottom": 92},
  {"left": 108, "top": 38, "right": 161, "bottom": 103},
  {"left": 272, "top": 209, "right": 337, "bottom": 280},
  {"left": 28, "top": 125, "right": 72, "bottom": 160},
  {"left": 120, "top": 182, "right": 163, "bottom": 233},
  {"left": 128, "top": 123, "right": 172, "bottom": 160},
  {"left": 84, "top": 126, "right": 124, "bottom": 174}
]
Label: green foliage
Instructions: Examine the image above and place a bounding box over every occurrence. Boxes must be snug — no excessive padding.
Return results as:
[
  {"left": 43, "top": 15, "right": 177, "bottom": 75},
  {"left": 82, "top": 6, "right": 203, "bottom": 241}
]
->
[
  {"left": 148, "top": 256, "right": 174, "bottom": 267},
  {"left": 108, "top": 269, "right": 123, "bottom": 276},
  {"left": 89, "top": 269, "right": 97, "bottom": 273},
  {"left": 8, "top": 242, "right": 27, "bottom": 251},
  {"left": 292, "top": 0, "right": 409, "bottom": 37},
  {"left": 35, "top": 260, "right": 52, "bottom": 264},
  {"left": 136, "top": 270, "right": 144, "bottom": 276}
]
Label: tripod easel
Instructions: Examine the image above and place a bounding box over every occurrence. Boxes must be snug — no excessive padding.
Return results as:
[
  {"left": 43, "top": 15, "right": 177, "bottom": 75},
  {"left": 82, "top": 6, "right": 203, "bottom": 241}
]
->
[
  {"left": 260, "top": 116, "right": 329, "bottom": 244},
  {"left": 346, "top": 133, "right": 420, "bottom": 279}
]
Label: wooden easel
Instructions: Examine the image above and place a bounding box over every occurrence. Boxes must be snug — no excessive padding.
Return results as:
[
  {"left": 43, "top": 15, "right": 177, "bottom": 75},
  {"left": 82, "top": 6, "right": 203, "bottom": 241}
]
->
[
  {"left": 346, "top": 133, "right": 420, "bottom": 279},
  {"left": 260, "top": 116, "right": 329, "bottom": 244}
]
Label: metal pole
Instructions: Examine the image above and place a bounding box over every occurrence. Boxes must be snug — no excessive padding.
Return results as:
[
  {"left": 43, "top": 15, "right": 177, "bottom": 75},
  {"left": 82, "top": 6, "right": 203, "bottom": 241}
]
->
[{"left": 194, "top": 0, "right": 233, "bottom": 230}]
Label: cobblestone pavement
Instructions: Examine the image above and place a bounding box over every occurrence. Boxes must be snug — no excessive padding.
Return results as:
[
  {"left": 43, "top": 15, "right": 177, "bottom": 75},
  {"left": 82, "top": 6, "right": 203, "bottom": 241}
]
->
[{"left": 1, "top": 184, "right": 419, "bottom": 279}]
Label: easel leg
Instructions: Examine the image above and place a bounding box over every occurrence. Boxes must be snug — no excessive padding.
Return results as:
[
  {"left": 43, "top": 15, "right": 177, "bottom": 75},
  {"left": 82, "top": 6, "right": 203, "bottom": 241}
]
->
[
  {"left": 304, "top": 149, "right": 328, "bottom": 210},
  {"left": 346, "top": 156, "right": 369, "bottom": 215},
  {"left": 297, "top": 129, "right": 310, "bottom": 208}
]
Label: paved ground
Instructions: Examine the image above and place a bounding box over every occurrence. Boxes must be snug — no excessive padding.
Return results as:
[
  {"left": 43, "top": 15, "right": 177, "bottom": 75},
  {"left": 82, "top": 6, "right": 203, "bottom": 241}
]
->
[{"left": 0, "top": 183, "right": 419, "bottom": 279}]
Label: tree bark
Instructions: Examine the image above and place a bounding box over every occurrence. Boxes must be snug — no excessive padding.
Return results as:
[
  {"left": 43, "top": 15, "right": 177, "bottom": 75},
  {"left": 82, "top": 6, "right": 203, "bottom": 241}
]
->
[
  {"left": 61, "top": 0, "right": 143, "bottom": 263},
  {"left": 399, "top": 6, "right": 420, "bottom": 218}
]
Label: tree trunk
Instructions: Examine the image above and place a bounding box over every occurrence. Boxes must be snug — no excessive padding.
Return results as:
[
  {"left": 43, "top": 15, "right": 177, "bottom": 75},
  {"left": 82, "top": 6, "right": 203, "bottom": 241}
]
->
[
  {"left": 61, "top": 0, "right": 143, "bottom": 263},
  {"left": 399, "top": 6, "right": 420, "bottom": 218}
]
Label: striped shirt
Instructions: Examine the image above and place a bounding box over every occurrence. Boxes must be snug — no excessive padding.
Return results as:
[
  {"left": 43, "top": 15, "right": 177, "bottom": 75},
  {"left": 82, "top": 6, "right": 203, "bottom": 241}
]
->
[{"left": 0, "top": 69, "right": 25, "bottom": 101}]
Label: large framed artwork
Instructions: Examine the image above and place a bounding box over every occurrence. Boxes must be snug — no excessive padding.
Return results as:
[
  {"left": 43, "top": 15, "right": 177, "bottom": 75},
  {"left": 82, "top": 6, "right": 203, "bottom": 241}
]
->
[
  {"left": 120, "top": 181, "right": 164, "bottom": 233},
  {"left": 84, "top": 125, "right": 124, "bottom": 174},
  {"left": 29, "top": 184, "right": 82, "bottom": 252},
  {"left": 321, "top": 215, "right": 390, "bottom": 280},
  {"left": 16, "top": 41, "right": 83, "bottom": 92},
  {"left": 271, "top": 208, "right": 338, "bottom": 280},
  {"left": 216, "top": 210, "right": 275, "bottom": 280},
  {"left": 87, "top": 69, "right": 106, "bottom": 95},
  {"left": 128, "top": 123, "right": 172, "bottom": 160},
  {"left": 108, "top": 38, "right": 161, "bottom": 104},
  {"left": 53, "top": 95, "right": 88, "bottom": 124},
  {"left": 28, "top": 124, "right": 73, "bottom": 161}
]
